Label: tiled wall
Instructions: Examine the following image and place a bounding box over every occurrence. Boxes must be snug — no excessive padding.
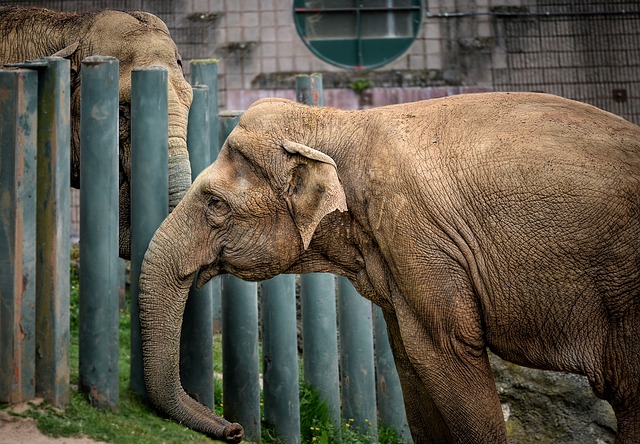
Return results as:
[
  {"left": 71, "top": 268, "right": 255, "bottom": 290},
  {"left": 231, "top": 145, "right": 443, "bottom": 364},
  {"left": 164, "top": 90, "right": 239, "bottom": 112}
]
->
[{"left": 4, "top": 1, "right": 639, "bottom": 240}]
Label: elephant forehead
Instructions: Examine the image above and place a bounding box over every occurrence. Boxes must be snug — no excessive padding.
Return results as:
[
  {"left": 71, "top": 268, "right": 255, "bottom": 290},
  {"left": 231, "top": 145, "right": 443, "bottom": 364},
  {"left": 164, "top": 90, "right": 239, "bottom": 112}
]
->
[{"left": 203, "top": 154, "right": 269, "bottom": 198}]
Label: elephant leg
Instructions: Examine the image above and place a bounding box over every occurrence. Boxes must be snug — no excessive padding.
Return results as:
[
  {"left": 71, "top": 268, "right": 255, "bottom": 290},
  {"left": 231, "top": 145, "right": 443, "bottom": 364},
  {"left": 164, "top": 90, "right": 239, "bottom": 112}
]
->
[
  {"left": 383, "top": 309, "right": 453, "bottom": 442},
  {"left": 606, "top": 337, "right": 640, "bottom": 443},
  {"left": 594, "top": 307, "right": 640, "bottom": 443},
  {"left": 614, "top": 397, "right": 640, "bottom": 444},
  {"left": 392, "top": 267, "right": 508, "bottom": 443}
]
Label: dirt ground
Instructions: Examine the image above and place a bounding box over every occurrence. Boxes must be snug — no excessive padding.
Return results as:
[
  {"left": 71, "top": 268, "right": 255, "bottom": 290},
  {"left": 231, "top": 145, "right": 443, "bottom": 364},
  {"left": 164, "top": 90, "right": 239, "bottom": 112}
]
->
[{"left": 0, "top": 401, "right": 105, "bottom": 444}]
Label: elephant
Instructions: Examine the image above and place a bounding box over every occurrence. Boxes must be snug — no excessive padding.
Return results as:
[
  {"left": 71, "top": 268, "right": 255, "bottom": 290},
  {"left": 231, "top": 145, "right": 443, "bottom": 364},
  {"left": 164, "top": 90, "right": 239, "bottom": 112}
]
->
[
  {"left": 0, "top": 6, "right": 193, "bottom": 259},
  {"left": 138, "top": 92, "right": 640, "bottom": 443}
]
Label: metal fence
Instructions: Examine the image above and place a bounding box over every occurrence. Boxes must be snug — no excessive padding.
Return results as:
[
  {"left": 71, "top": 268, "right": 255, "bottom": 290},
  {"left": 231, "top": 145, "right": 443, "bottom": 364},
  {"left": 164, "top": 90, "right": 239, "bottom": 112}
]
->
[{"left": 491, "top": 1, "right": 640, "bottom": 125}]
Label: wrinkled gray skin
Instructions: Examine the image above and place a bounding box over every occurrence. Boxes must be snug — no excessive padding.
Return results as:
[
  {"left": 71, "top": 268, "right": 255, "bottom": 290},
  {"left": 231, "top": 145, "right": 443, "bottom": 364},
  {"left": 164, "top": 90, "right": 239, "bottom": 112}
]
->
[
  {"left": 140, "top": 92, "right": 640, "bottom": 443},
  {"left": 0, "top": 6, "right": 193, "bottom": 259}
]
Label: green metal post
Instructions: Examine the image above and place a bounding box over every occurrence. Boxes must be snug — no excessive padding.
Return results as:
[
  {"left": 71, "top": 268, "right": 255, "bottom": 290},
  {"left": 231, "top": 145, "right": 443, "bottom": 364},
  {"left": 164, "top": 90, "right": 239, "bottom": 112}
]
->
[
  {"left": 34, "top": 57, "right": 71, "bottom": 407},
  {"left": 190, "top": 59, "right": 222, "bottom": 333},
  {"left": 130, "top": 66, "right": 169, "bottom": 397},
  {"left": 0, "top": 69, "right": 38, "bottom": 404},
  {"left": 295, "top": 73, "right": 324, "bottom": 106},
  {"left": 219, "top": 111, "right": 261, "bottom": 442},
  {"left": 79, "top": 56, "right": 120, "bottom": 409},
  {"left": 190, "top": 59, "right": 219, "bottom": 159},
  {"left": 300, "top": 273, "right": 340, "bottom": 424},
  {"left": 373, "top": 305, "right": 411, "bottom": 440},
  {"left": 180, "top": 85, "right": 214, "bottom": 408},
  {"left": 261, "top": 275, "right": 301, "bottom": 443},
  {"left": 338, "top": 278, "right": 378, "bottom": 438},
  {"left": 296, "top": 73, "right": 341, "bottom": 426},
  {"left": 222, "top": 274, "right": 260, "bottom": 442}
]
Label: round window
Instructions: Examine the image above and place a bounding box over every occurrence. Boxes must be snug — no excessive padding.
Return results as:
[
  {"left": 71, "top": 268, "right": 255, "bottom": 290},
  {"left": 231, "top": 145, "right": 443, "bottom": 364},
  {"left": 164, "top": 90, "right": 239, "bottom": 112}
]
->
[{"left": 293, "top": 0, "right": 423, "bottom": 71}]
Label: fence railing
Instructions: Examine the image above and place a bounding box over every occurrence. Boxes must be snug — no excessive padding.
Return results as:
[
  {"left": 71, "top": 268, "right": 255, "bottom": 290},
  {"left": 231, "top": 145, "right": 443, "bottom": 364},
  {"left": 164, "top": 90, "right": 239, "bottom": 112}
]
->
[{"left": 0, "top": 58, "right": 411, "bottom": 443}]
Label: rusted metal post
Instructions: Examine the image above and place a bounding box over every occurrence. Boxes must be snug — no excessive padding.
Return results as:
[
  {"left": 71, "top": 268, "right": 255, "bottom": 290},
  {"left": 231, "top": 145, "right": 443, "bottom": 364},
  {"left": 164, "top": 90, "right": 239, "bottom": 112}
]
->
[
  {"left": 300, "top": 273, "right": 340, "bottom": 425},
  {"left": 261, "top": 275, "right": 301, "bottom": 443},
  {"left": 219, "top": 111, "right": 261, "bottom": 442},
  {"left": 190, "top": 59, "right": 219, "bottom": 159},
  {"left": 129, "top": 66, "right": 169, "bottom": 397},
  {"left": 33, "top": 57, "right": 71, "bottom": 407},
  {"left": 373, "top": 305, "right": 411, "bottom": 440},
  {"left": 180, "top": 85, "right": 214, "bottom": 408},
  {"left": 0, "top": 68, "right": 38, "bottom": 404},
  {"left": 337, "top": 278, "right": 378, "bottom": 437},
  {"left": 296, "top": 73, "right": 324, "bottom": 107},
  {"left": 78, "top": 56, "right": 120, "bottom": 409}
]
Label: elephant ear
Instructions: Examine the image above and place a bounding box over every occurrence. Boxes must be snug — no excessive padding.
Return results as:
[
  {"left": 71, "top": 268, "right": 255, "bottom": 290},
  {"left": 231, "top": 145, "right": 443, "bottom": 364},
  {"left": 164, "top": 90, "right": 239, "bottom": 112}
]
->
[
  {"left": 50, "top": 41, "right": 81, "bottom": 78},
  {"left": 51, "top": 41, "right": 80, "bottom": 59},
  {"left": 282, "top": 140, "right": 348, "bottom": 249}
]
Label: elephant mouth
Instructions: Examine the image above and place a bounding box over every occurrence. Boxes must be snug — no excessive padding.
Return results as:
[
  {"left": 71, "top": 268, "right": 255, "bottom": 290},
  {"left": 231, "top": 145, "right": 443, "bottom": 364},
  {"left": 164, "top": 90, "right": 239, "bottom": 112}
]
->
[{"left": 195, "top": 262, "right": 221, "bottom": 288}]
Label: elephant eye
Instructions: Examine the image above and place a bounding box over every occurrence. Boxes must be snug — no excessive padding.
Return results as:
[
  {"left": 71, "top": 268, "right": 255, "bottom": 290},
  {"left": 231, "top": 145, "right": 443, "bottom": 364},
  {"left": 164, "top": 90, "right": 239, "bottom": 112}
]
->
[{"left": 206, "top": 195, "right": 230, "bottom": 226}]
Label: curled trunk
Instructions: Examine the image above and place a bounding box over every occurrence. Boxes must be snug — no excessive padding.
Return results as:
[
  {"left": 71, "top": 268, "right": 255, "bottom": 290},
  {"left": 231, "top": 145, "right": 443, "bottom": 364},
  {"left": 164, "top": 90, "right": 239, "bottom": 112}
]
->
[{"left": 138, "top": 216, "right": 243, "bottom": 442}]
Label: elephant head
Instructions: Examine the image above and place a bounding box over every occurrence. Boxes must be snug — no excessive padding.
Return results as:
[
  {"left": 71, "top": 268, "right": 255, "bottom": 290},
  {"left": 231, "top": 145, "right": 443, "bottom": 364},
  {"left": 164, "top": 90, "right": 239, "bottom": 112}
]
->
[
  {"left": 139, "top": 98, "right": 348, "bottom": 440},
  {"left": 0, "top": 6, "right": 193, "bottom": 258}
]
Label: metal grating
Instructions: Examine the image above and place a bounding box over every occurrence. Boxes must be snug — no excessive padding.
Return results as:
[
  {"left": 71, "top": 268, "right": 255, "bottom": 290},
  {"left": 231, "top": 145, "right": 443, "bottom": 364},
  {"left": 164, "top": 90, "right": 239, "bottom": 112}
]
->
[{"left": 492, "top": 1, "right": 640, "bottom": 124}]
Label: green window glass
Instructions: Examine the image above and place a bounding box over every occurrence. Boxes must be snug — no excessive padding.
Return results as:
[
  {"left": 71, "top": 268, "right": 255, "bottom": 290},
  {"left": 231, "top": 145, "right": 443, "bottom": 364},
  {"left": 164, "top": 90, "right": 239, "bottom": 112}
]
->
[{"left": 293, "top": 0, "right": 423, "bottom": 70}]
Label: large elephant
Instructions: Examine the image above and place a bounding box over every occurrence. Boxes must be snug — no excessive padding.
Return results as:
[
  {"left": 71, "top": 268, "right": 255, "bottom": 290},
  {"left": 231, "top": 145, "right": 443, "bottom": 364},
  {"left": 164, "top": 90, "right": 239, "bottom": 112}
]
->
[
  {"left": 139, "top": 92, "right": 640, "bottom": 443},
  {"left": 0, "top": 6, "right": 193, "bottom": 258}
]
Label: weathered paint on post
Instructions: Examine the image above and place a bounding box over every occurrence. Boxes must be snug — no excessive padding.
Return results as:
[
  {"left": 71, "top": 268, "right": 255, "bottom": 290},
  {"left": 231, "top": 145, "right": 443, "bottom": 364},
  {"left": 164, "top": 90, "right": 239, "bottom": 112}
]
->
[
  {"left": 300, "top": 273, "right": 341, "bottom": 425},
  {"left": 373, "top": 305, "right": 411, "bottom": 441},
  {"left": 338, "top": 278, "right": 378, "bottom": 438},
  {"left": 295, "top": 73, "right": 324, "bottom": 106},
  {"left": 78, "top": 56, "right": 120, "bottom": 409},
  {"left": 129, "top": 66, "right": 169, "bottom": 397},
  {"left": 33, "top": 57, "right": 71, "bottom": 407},
  {"left": 190, "top": 59, "right": 222, "bottom": 333},
  {"left": 218, "top": 111, "right": 261, "bottom": 442},
  {"left": 222, "top": 275, "right": 260, "bottom": 441},
  {"left": 261, "top": 275, "right": 301, "bottom": 443},
  {"left": 180, "top": 85, "right": 214, "bottom": 408},
  {"left": 190, "top": 59, "right": 219, "bottom": 159},
  {"left": 0, "top": 69, "right": 38, "bottom": 404}
]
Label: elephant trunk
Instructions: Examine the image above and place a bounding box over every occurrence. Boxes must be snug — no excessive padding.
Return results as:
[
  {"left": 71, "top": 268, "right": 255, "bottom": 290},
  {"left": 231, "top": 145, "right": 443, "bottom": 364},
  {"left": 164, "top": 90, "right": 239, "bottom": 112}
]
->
[
  {"left": 139, "top": 216, "right": 243, "bottom": 442},
  {"left": 167, "top": 79, "right": 193, "bottom": 211}
]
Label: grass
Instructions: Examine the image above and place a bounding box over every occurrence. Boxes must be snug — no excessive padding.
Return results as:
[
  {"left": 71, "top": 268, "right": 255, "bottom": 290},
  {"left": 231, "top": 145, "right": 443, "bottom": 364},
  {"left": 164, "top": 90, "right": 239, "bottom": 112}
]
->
[{"left": 1, "top": 258, "right": 407, "bottom": 443}]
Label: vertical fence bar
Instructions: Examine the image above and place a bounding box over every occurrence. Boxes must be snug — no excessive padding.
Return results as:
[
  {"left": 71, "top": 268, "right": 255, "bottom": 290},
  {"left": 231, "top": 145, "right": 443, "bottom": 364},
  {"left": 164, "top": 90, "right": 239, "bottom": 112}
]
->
[
  {"left": 79, "top": 56, "right": 120, "bottom": 409},
  {"left": 261, "top": 275, "right": 301, "bottom": 443},
  {"left": 373, "top": 305, "right": 411, "bottom": 441},
  {"left": 190, "top": 59, "right": 222, "bottom": 333},
  {"left": 219, "top": 111, "right": 261, "bottom": 442},
  {"left": 34, "top": 57, "right": 71, "bottom": 407},
  {"left": 296, "top": 73, "right": 324, "bottom": 107},
  {"left": 222, "top": 273, "right": 260, "bottom": 442},
  {"left": 190, "top": 59, "right": 219, "bottom": 159},
  {"left": 338, "top": 278, "right": 378, "bottom": 438},
  {"left": 296, "top": 74, "right": 341, "bottom": 425},
  {"left": 0, "top": 69, "right": 38, "bottom": 404},
  {"left": 180, "top": 85, "right": 214, "bottom": 408},
  {"left": 130, "top": 66, "right": 169, "bottom": 397},
  {"left": 300, "top": 273, "right": 340, "bottom": 424}
]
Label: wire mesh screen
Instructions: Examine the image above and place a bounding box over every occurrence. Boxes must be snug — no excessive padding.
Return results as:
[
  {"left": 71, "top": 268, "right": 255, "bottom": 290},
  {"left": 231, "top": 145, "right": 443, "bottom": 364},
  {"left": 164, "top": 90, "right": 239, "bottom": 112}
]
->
[{"left": 492, "top": 1, "right": 640, "bottom": 124}]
